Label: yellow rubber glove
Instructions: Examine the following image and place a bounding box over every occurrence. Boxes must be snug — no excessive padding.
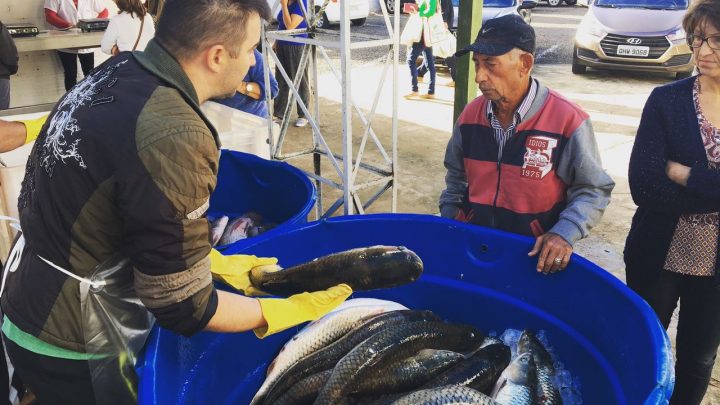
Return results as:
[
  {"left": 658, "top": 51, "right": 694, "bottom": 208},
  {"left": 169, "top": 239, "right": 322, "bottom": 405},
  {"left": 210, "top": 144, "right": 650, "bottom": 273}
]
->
[
  {"left": 20, "top": 114, "right": 48, "bottom": 144},
  {"left": 255, "top": 284, "right": 353, "bottom": 338},
  {"left": 210, "top": 249, "right": 279, "bottom": 296}
]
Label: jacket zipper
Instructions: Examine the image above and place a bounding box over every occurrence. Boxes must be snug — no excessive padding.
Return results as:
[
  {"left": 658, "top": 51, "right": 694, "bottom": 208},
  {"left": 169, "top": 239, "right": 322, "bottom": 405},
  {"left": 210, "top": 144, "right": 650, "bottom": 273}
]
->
[{"left": 491, "top": 152, "right": 502, "bottom": 228}]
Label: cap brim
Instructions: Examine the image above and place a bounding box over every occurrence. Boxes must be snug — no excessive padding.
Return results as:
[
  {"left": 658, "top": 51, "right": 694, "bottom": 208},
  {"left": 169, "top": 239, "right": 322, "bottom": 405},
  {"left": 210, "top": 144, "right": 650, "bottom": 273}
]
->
[{"left": 454, "top": 42, "right": 515, "bottom": 58}]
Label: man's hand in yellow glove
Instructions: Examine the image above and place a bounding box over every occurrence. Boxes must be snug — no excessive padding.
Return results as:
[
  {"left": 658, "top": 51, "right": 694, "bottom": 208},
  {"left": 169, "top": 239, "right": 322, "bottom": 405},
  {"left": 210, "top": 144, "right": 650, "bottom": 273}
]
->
[
  {"left": 255, "top": 283, "right": 353, "bottom": 338},
  {"left": 210, "top": 249, "right": 279, "bottom": 296},
  {"left": 20, "top": 114, "right": 48, "bottom": 144}
]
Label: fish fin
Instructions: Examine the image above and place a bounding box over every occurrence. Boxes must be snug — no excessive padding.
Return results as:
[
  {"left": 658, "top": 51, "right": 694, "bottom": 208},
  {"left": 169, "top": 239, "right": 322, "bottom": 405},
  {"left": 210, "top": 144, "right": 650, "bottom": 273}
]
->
[{"left": 491, "top": 375, "right": 508, "bottom": 399}]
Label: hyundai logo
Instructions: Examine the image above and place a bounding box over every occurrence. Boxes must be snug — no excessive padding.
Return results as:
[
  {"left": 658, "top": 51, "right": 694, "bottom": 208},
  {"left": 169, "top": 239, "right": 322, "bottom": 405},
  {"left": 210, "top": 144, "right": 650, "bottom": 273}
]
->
[{"left": 627, "top": 38, "right": 642, "bottom": 45}]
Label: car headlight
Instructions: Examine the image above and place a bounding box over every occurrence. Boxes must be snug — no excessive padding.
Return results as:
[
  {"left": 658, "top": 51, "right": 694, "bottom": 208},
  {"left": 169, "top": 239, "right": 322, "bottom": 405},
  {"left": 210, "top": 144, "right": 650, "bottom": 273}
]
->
[
  {"left": 576, "top": 15, "right": 606, "bottom": 38},
  {"left": 667, "top": 27, "right": 686, "bottom": 44}
]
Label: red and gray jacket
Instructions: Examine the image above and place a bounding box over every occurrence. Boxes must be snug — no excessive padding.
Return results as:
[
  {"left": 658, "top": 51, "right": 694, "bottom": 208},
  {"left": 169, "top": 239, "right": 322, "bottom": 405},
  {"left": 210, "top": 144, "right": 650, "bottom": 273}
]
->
[{"left": 439, "top": 81, "right": 614, "bottom": 245}]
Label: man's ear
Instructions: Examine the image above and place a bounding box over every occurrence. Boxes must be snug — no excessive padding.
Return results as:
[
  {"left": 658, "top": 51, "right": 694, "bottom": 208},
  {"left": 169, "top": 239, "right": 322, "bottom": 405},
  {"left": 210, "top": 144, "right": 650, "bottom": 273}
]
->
[
  {"left": 520, "top": 52, "right": 534, "bottom": 75},
  {"left": 205, "top": 45, "right": 227, "bottom": 74}
]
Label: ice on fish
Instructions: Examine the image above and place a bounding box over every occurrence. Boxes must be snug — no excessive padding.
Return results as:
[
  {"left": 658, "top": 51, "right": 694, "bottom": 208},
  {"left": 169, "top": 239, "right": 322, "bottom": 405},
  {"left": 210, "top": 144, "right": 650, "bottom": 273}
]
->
[
  {"left": 500, "top": 328, "right": 523, "bottom": 358},
  {"left": 555, "top": 367, "right": 582, "bottom": 405},
  {"left": 499, "top": 328, "right": 581, "bottom": 405}
]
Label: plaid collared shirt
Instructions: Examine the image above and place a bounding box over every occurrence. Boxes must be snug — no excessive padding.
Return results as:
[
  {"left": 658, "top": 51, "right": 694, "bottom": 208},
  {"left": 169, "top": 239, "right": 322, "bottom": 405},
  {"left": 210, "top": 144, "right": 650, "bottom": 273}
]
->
[{"left": 486, "top": 78, "right": 538, "bottom": 161}]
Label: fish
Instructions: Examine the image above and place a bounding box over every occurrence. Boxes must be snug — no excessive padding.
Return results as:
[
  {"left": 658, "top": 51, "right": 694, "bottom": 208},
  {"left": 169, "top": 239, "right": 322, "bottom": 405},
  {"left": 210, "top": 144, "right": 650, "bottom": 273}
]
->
[
  {"left": 390, "top": 385, "right": 500, "bottom": 405},
  {"left": 209, "top": 215, "right": 229, "bottom": 246},
  {"left": 274, "top": 369, "right": 333, "bottom": 405},
  {"left": 518, "top": 331, "right": 562, "bottom": 405},
  {"left": 250, "top": 245, "right": 424, "bottom": 296},
  {"left": 481, "top": 337, "right": 504, "bottom": 348},
  {"left": 422, "top": 342, "right": 511, "bottom": 395},
  {"left": 492, "top": 352, "right": 538, "bottom": 405},
  {"left": 348, "top": 349, "right": 466, "bottom": 395},
  {"left": 251, "top": 299, "right": 407, "bottom": 405},
  {"left": 314, "top": 322, "right": 484, "bottom": 405},
  {"left": 218, "top": 216, "right": 254, "bottom": 245},
  {"left": 262, "top": 310, "right": 441, "bottom": 404}
]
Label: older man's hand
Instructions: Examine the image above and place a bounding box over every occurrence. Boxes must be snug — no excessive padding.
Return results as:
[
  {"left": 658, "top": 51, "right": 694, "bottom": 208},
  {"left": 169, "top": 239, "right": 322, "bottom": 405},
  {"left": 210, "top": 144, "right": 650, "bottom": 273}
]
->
[{"left": 528, "top": 233, "right": 572, "bottom": 274}]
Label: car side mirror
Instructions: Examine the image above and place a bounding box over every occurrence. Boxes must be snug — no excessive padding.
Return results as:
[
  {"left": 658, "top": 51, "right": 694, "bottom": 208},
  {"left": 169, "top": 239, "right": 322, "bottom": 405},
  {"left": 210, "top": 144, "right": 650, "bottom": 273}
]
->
[{"left": 518, "top": 0, "right": 537, "bottom": 10}]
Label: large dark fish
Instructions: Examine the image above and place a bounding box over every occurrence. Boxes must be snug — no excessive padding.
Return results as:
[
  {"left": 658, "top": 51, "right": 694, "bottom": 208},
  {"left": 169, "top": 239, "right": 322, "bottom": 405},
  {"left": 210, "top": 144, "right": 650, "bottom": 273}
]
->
[
  {"left": 275, "top": 369, "right": 333, "bottom": 405},
  {"left": 518, "top": 331, "right": 562, "bottom": 405},
  {"left": 348, "top": 349, "right": 465, "bottom": 395},
  {"left": 262, "top": 310, "right": 440, "bottom": 404},
  {"left": 492, "top": 353, "right": 538, "bottom": 405},
  {"left": 422, "top": 342, "right": 511, "bottom": 394},
  {"left": 250, "top": 245, "right": 423, "bottom": 296},
  {"left": 390, "top": 385, "right": 500, "bottom": 405},
  {"left": 314, "top": 322, "right": 484, "bottom": 405}
]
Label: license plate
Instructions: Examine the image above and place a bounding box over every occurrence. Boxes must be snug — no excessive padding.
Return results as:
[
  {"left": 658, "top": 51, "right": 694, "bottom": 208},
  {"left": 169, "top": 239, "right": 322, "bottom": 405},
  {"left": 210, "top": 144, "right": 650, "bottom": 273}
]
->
[{"left": 617, "top": 45, "right": 650, "bottom": 57}]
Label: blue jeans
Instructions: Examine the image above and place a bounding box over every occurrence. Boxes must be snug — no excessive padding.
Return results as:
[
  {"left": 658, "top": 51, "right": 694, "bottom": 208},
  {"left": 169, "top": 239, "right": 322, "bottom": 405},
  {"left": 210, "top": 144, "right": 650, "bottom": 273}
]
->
[{"left": 408, "top": 42, "right": 435, "bottom": 94}]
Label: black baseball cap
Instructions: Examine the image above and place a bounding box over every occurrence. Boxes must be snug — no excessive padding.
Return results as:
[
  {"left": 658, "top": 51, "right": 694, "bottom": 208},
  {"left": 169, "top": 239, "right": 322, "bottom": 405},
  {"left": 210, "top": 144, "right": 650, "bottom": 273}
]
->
[{"left": 455, "top": 14, "right": 536, "bottom": 57}]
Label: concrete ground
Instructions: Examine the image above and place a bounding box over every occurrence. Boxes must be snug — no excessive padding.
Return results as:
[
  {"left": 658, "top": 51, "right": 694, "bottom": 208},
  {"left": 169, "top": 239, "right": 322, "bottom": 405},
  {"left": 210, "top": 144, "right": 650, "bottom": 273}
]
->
[{"left": 277, "top": 63, "right": 720, "bottom": 403}]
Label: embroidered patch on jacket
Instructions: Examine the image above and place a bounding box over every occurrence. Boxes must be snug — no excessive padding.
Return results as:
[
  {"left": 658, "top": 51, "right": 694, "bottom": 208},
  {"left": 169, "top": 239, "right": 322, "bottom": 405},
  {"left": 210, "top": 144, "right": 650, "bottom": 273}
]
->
[
  {"left": 521, "top": 136, "right": 558, "bottom": 180},
  {"left": 39, "top": 59, "right": 128, "bottom": 177}
]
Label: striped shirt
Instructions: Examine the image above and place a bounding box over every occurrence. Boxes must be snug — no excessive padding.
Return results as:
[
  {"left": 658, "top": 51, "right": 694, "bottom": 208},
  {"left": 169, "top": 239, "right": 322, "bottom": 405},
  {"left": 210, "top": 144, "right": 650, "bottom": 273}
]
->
[{"left": 486, "top": 78, "right": 538, "bottom": 161}]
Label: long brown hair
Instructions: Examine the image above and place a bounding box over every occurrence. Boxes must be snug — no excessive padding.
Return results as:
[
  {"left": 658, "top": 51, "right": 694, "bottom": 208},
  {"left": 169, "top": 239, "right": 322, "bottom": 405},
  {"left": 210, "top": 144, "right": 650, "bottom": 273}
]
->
[{"left": 115, "top": 0, "right": 147, "bottom": 18}]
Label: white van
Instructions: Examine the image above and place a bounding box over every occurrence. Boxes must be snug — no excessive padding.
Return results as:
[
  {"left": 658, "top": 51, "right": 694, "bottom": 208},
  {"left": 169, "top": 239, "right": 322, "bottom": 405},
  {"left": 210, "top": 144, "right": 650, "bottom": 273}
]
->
[
  {"left": 452, "top": 0, "right": 536, "bottom": 31},
  {"left": 267, "top": 0, "right": 370, "bottom": 28}
]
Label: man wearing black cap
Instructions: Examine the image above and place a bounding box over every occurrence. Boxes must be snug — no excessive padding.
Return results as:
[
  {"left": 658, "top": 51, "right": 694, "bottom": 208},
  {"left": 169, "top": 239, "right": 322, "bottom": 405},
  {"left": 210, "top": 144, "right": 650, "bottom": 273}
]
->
[{"left": 439, "top": 14, "right": 614, "bottom": 274}]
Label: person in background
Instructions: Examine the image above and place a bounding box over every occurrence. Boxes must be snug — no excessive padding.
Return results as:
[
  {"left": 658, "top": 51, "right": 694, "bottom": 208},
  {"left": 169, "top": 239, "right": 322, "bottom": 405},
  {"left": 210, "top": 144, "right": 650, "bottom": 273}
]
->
[
  {"left": 273, "top": 0, "right": 311, "bottom": 127},
  {"left": 0, "top": 21, "right": 18, "bottom": 110},
  {"left": 405, "top": 0, "right": 438, "bottom": 100},
  {"left": 216, "top": 49, "right": 279, "bottom": 118},
  {"left": 417, "top": 0, "right": 455, "bottom": 87},
  {"left": 439, "top": 15, "right": 614, "bottom": 273},
  {"left": 0, "top": 114, "right": 45, "bottom": 405},
  {"left": 625, "top": 1, "right": 720, "bottom": 403},
  {"left": 44, "top": 0, "right": 109, "bottom": 91},
  {"left": 1, "top": 0, "right": 350, "bottom": 403},
  {"left": 0, "top": 115, "right": 45, "bottom": 152},
  {"left": 146, "top": 0, "right": 165, "bottom": 23},
  {"left": 101, "top": 0, "right": 155, "bottom": 56}
]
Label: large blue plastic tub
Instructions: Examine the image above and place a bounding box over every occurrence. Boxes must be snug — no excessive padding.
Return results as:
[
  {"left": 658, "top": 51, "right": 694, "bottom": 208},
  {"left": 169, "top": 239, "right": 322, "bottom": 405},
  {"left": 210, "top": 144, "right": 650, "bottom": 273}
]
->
[
  {"left": 136, "top": 214, "right": 673, "bottom": 405},
  {"left": 209, "top": 150, "right": 316, "bottom": 249}
]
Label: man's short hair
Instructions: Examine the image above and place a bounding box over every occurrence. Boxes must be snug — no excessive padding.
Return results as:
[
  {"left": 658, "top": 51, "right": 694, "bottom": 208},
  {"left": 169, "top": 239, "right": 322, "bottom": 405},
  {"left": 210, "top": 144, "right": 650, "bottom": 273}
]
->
[{"left": 156, "top": 0, "right": 271, "bottom": 61}]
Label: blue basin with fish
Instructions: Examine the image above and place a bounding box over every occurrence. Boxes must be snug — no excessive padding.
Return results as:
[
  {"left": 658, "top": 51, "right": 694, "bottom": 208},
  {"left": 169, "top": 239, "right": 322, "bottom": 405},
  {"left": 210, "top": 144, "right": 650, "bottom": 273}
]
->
[
  {"left": 136, "top": 214, "right": 673, "bottom": 405},
  {"left": 209, "top": 150, "right": 316, "bottom": 249}
]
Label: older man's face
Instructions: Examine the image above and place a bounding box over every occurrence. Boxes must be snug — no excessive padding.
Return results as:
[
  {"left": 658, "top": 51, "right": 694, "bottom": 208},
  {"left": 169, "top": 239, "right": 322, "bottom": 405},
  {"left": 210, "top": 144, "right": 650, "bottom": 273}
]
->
[{"left": 472, "top": 50, "right": 529, "bottom": 104}]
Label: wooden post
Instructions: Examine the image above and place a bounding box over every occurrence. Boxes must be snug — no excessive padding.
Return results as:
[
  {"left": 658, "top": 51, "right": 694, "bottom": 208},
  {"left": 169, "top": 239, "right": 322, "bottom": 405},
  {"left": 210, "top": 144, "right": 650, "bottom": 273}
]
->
[{"left": 453, "top": 0, "right": 483, "bottom": 123}]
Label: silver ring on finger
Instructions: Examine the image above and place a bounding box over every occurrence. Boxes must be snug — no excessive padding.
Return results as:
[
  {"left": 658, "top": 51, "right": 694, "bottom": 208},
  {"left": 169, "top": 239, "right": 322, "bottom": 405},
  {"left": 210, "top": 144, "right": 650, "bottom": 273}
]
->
[{"left": 553, "top": 257, "right": 562, "bottom": 265}]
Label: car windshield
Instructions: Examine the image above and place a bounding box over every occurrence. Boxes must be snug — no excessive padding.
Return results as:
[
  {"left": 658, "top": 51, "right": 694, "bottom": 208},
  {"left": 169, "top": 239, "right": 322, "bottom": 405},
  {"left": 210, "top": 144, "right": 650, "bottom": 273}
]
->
[
  {"left": 452, "top": 0, "right": 515, "bottom": 7},
  {"left": 594, "top": 0, "right": 687, "bottom": 10}
]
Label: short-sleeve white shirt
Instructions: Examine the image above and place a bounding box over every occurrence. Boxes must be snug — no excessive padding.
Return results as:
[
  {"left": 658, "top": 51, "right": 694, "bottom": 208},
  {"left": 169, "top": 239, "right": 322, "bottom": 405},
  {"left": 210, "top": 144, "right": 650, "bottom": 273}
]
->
[{"left": 44, "top": 0, "right": 107, "bottom": 53}]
